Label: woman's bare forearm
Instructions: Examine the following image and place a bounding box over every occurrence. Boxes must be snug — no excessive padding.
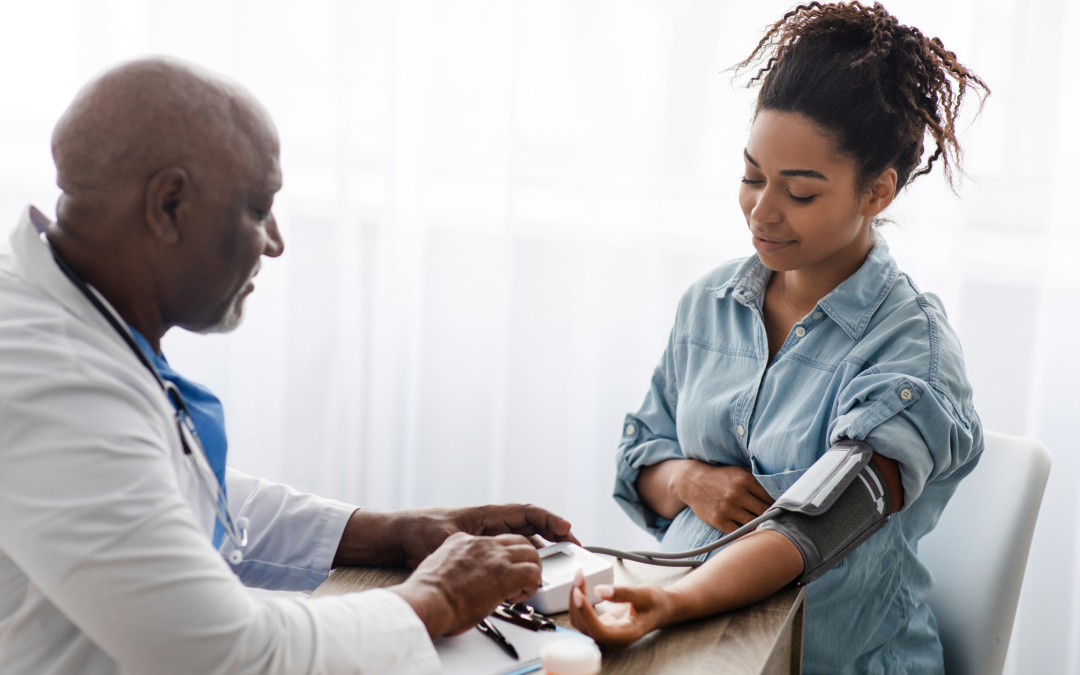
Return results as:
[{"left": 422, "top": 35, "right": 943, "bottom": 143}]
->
[
  {"left": 631, "top": 451, "right": 901, "bottom": 631},
  {"left": 656, "top": 529, "right": 804, "bottom": 625},
  {"left": 636, "top": 460, "right": 692, "bottom": 520}
]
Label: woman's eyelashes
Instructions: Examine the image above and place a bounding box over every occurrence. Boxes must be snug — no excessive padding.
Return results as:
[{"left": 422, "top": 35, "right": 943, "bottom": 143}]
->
[{"left": 740, "top": 177, "right": 817, "bottom": 204}]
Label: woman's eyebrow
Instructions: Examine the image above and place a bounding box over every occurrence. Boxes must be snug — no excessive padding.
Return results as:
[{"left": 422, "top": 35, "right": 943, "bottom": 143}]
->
[
  {"left": 743, "top": 149, "right": 828, "bottom": 181},
  {"left": 780, "top": 169, "right": 828, "bottom": 180}
]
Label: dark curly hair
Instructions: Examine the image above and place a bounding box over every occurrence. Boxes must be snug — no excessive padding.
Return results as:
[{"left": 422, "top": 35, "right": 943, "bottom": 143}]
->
[{"left": 734, "top": 1, "right": 988, "bottom": 192}]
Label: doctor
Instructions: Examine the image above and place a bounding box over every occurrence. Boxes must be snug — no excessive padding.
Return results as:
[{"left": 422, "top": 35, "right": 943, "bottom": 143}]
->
[{"left": 0, "top": 58, "right": 577, "bottom": 675}]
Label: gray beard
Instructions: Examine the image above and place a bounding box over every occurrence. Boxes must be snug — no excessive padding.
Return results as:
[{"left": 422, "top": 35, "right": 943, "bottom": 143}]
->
[{"left": 197, "top": 291, "right": 247, "bottom": 335}]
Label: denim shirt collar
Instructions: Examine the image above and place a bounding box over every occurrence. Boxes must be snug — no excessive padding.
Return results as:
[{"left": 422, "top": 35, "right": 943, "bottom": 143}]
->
[{"left": 706, "top": 239, "right": 899, "bottom": 341}]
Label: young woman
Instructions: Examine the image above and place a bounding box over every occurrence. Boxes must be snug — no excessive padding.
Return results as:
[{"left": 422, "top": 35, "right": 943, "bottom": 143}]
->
[{"left": 568, "top": 3, "right": 988, "bottom": 672}]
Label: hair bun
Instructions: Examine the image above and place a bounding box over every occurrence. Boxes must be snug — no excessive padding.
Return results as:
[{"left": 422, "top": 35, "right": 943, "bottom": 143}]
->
[{"left": 734, "top": 1, "right": 988, "bottom": 192}]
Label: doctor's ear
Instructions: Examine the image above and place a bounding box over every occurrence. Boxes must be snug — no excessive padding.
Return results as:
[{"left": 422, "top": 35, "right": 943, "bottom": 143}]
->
[{"left": 144, "top": 166, "right": 194, "bottom": 244}]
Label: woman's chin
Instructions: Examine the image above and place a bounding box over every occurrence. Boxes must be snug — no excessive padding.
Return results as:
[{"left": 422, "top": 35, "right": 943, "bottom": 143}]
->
[{"left": 754, "top": 249, "right": 801, "bottom": 273}]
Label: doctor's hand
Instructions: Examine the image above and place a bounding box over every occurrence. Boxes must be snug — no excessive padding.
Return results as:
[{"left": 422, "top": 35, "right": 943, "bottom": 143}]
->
[
  {"left": 398, "top": 504, "right": 580, "bottom": 568},
  {"left": 333, "top": 503, "right": 579, "bottom": 570},
  {"left": 638, "top": 460, "right": 774, "bottom": 535},
  {"left": 389, "top": 532, "right": 542, "bottom": 638}
]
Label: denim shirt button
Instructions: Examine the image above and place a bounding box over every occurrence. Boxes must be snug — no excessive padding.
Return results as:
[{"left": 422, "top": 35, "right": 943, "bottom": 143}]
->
[
  {"left": 795, "top": 326, "right": 807, "bottom": 338},
  {"left": 900, "top": 389, "right": 913, "bottom": 401},
  {"left": 736, "top": 424, "right": 745, "bottom": 436},
  {"left": 625, "top": 423, "right": 636, "bottom": 436},
  {"left": 813, "top": 311, "right": 823, "bottom": 320}
]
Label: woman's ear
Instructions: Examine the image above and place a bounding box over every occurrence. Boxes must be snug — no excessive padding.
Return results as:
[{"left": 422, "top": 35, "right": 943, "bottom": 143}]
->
[
  {"left": 862, "top": 168, "right": 898, "bottom": 218},
  {"left": 144, "top": 166, "right": 193, "bottom": 244}
]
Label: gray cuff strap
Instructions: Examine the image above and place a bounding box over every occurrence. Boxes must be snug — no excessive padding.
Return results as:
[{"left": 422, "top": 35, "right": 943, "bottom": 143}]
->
[{"left": 760, "top": 459, "right": 892, "bottom": 585}]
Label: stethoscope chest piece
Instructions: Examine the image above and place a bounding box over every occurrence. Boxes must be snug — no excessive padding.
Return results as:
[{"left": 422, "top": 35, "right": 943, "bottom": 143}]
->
[{"left": 228, "top": 517, "right": 251, "bottom": 564}]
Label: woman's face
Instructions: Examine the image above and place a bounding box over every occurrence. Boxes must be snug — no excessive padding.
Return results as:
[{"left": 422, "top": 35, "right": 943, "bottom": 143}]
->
[{"left": 738, "top": 110, "right": 892, "bottom": 274}]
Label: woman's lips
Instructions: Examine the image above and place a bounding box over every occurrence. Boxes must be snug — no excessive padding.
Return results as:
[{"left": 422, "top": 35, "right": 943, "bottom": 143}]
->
[{"left": 751, "top": 231, "right": 796, "bottom": 254}]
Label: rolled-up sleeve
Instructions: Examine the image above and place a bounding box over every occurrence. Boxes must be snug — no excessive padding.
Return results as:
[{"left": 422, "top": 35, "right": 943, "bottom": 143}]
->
[
  {"left": 613, "top": 328, "right": 685, "bottom": 537},
  {"left": 829, "top": 370, "right": 980, "bottom": 510}
]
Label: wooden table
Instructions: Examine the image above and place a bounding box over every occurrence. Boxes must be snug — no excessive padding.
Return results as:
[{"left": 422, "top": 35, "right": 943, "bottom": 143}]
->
[{"left": 312, "top": 560, "right": 805, "bottom": 675}]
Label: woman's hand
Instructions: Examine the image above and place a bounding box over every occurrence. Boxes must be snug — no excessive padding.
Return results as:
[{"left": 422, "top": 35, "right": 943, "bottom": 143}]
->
[
  {"left": 676, "top": 462, "right": 775, "bottom": 533},
  {"left": 638, "top": 460, "right": 774, "bottom": 533},
  {"left": 567, "top": 570, "right": 675, "bottom": 651},
  {"left": 568, "top": 531, "right": 804, "bottom": 651}
]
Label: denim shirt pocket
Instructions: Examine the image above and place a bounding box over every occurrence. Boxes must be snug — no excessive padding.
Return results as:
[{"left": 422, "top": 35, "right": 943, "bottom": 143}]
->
[{"left": 750, "top": 457, "right": 809, "bottom": 501}]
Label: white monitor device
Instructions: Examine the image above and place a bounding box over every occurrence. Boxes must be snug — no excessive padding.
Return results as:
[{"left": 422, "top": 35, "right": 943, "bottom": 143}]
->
[{"left": 523, "top": 542, "right": 615, "bottom": 614}]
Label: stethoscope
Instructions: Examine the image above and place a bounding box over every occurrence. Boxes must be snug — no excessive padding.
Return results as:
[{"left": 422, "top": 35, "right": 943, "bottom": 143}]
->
[{"left": 34, "top": 224, "right": 250, "bottom": 564}]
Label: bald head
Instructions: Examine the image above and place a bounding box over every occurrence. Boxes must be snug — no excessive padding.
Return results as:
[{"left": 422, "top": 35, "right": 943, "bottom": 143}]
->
[
  {"left": 53, "top": 57, "right": 276, "bottom": 200},
  {"left": 46, "top": 57, "right": 284, "bottom": 349}
]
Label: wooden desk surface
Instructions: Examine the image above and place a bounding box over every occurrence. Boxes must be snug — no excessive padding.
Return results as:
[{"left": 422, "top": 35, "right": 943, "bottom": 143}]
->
[{"left": 312, "top": 561, "right": 805, "bottom": 675}]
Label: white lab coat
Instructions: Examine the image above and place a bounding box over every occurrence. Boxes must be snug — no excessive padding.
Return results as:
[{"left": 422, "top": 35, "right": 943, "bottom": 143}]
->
[{"left": 0, "top": 207, "right": 440, "bottom": 675}]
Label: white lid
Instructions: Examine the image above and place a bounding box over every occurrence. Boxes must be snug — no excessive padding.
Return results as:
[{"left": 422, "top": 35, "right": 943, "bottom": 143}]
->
[{"left": 539, "top": 639, "right": 602, "bottom": 675}]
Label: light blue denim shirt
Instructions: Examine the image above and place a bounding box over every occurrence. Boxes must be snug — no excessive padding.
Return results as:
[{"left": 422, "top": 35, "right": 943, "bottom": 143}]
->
[{"left": 613, "top": 241, "right": 983, "bottom": 674}]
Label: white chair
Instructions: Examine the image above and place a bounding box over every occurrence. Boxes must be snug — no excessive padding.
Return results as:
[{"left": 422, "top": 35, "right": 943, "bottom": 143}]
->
[{"left": 918, "top": 431, "right": 1052, "bottom": 675}]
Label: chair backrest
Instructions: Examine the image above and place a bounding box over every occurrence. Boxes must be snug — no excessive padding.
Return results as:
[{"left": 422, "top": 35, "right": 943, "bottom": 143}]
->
[{"left": 918, "top": 431, "right": 1051, "bottom": 675}]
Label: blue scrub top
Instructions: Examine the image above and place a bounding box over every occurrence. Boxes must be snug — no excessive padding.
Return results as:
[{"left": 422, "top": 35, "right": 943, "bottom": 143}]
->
[
  {"left": 129, "top": 328, "right": 229, "bottom": 547},
  {"left": 613, "top": 241, "right": 983, "bottom": 674}
]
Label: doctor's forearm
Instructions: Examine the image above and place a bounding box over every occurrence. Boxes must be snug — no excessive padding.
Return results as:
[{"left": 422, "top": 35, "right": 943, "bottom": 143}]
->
[{"left": 332, "top": 509, "right": 405, "bottom": 567}]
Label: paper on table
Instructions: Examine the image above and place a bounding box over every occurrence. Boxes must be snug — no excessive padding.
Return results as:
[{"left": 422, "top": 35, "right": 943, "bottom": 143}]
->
[{"left": 435, "top": 616, "right": 595, "bottom": 675}]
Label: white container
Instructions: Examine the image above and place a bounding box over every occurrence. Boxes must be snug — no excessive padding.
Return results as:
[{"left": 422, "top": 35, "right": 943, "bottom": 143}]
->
[{"left": 539, "top": 639, "right": 602, "bottom": 675}]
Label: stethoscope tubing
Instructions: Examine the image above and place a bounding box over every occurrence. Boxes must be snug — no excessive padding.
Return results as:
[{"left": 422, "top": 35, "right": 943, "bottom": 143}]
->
[{"left": 40, "top": 233, "right": 249, "bottom": 561}]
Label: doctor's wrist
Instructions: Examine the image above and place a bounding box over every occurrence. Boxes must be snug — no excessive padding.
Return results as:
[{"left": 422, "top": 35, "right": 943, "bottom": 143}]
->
[
  {"left": 332, "top": 509, "right": 406, "bottom": 568},
  {"left": 389, "top": 578, "right": 455, "bottom": 639}
]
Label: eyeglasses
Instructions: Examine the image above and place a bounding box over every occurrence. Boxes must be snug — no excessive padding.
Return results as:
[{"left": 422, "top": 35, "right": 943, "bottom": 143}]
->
[{"left": 165, "top": 381, "right": 250, "bottom": 563}]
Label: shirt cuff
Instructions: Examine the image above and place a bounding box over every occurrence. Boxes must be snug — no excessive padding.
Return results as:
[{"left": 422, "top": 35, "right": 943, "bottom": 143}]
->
[
  {"left": 310, "top": 588, "right": 441, "bottom": 675},
  {"left": 613, "top": 441, "right": 680, "bottom": 539},
  {"left": 310, "top": 499, "right": 357, "bottom": 575}
]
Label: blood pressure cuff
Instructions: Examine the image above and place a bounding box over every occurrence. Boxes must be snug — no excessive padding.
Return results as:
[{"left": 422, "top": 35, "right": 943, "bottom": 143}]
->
[{"left": 758, "top": 440, "right": 892, "bottom": 585}]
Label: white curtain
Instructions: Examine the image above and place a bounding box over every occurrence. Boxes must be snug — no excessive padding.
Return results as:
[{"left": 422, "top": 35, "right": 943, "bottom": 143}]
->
[{"left": 2, "top": 1, "right": 1078, "bottom": 671}]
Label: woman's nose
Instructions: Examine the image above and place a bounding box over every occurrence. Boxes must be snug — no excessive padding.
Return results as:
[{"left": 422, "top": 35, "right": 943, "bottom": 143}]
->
[{"left": 749, "top": 186, "right": 783, "bottom": 225}]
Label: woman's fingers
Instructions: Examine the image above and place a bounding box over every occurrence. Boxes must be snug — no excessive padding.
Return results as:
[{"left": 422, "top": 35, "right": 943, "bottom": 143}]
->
[
  {"left": 740, "top": 492, "right": 774, "bottom": 517},
  {"left": 593, "top": 584, "right": 655, "bottom": 608},
  {"left": 745, "top": 477, "right": 776, "bottom": 505},
  {"left": 733, "top": 508, "right": 765, "bottom": 528},
  {"left": 568, "top": 572, "right": 660, "bottom": 651},
  {"left": 569, "top": 588, "right": 606, "bottom": 639},
  {"left": 568, "top": 573, "right": 605, "bottom": 634}
]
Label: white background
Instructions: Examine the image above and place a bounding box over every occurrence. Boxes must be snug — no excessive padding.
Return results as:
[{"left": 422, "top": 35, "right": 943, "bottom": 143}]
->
[{"left": 1, "top": 0, "right": 1078, "bottom": 671}]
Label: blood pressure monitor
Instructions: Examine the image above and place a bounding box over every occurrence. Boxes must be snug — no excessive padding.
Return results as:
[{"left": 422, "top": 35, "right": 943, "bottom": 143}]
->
[{"left": 523, "top": 542, "right": 615, "bottom": 614}]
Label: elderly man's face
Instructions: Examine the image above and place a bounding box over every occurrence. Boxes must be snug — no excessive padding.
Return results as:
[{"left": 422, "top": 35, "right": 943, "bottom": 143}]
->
[{"left": 183, "top": 138, "right": 284, "bottom": 334}]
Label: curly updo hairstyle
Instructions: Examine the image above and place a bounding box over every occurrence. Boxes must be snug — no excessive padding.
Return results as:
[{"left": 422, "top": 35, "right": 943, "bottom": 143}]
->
[{"left": 735, "top": 1, "right": 988, "bottom": 192}]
